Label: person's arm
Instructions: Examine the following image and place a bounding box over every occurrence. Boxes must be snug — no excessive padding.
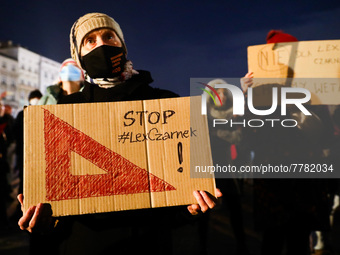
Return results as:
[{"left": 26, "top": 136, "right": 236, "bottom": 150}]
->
[
  {"left": 18, "top": 188, "right": 222, "bottom": 233},
  {"left": 240, "top": 71, "right": 253, "bottom": 93}
]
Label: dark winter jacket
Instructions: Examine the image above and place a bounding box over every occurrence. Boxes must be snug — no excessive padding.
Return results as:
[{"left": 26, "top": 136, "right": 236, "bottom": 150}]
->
[{"left": 30, "top": 71, "right": 200, "bottom": 255}]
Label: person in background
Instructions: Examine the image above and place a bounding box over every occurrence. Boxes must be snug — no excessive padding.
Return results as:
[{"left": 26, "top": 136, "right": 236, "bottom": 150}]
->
[
  {"left": 241, "top": 30, "right": 299, "bottom": 92},
  {"left": 205, "top": 79, "right": 249, "bottom": 255},
  {"left": 4, "top": 104, "right": 16, "bottom": 199},
  {"left": 27, "top": 90, "right": 43, "bottom": 106},
  {"left": 39, "top": 58, "right": 84, "bottom": 105},
  {"left": 14, "top": 90, "right": 42, "bottom": 196},
  {"left": 17, "top": 12, "right": 221, "bottom": 255},
  {"left": 241, "top": 30, "right": 334, "bottom": 255},
  {"left": 266, "top": 29, "right": 298, "bottom": 44},
  {"left": 3, "top": 104, "right": 15, "bottom": 159},
  {"left": 0, "top": 99, "right": 14, "bottom": 232}
]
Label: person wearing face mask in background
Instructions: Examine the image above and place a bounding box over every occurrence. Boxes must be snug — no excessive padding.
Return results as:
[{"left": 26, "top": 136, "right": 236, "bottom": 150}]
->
[
  {"left": 39, "top": 58, "right": 84, "bottom": 105},
  {"left": 17, "top": 13, "right": 221, "bottom": 255},
  {"left": 204, "top": 79, "right": 249, "bottom": 255}
]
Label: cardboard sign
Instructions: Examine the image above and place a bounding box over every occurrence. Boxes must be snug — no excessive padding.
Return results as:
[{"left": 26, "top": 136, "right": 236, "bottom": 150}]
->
[
  {"left": 247, "top": 40, "right": 340, "bottom": 105},
  {"left": 23, "top": 96, "right": 215, "bottom": 216}
]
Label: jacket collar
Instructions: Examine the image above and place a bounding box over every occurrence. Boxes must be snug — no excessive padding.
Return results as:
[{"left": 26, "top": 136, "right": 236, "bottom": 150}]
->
[{"left": 81, "top": 70, "right": 153, "bottom": 102}]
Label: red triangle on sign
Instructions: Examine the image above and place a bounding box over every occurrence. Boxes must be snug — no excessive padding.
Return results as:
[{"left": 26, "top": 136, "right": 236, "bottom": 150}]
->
[{"left": 43, "top": 109, "right": 175, "bottom": 201}]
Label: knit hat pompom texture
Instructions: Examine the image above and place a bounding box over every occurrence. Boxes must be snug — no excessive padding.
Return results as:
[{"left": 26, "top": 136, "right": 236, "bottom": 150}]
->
[{"left": 70, "top": 13, "right": 127, "bottom": 68}]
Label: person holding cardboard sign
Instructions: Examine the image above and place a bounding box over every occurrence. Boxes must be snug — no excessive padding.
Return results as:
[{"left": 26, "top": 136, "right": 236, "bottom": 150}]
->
[{"left": 17, "top": 12, "right": 221, "bottom": 255}]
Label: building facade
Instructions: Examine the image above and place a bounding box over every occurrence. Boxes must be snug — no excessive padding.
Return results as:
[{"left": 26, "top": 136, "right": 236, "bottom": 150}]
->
[
  {"left": 40, "top": 56, "right": 60, "bottom": 94},
  {"left": 0, "top": 53, "right": 18, "bottom": 104},
  {"left": 0, "top": 41, "right": 61, "bottom": 115}
]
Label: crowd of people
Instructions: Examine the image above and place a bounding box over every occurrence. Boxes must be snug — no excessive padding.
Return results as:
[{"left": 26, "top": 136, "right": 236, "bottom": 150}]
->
[
  {"left": 0, "top": 56, "right": 86, "bottom": 234},
  {"left": 205, "top": 77, "right": 340, "bottom": 255},
  {"left": 0, "top": 12, "right": 339, "bottom": 255}
]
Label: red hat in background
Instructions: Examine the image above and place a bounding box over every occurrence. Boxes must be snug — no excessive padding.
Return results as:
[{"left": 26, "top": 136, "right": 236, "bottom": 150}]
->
[{"left": 266, "top": 30, "right": 298, "bottom": 44}]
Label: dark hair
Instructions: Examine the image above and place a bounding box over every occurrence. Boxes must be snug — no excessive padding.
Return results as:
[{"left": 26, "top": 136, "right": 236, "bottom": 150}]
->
[{"left": 28, "top": 89, "right": 42, "bottom": 100}]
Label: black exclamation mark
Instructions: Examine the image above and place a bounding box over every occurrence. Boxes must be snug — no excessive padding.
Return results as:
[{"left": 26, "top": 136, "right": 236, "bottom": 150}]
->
[{"left": 177, "top": 142, "right": 183, "bottom": 173}]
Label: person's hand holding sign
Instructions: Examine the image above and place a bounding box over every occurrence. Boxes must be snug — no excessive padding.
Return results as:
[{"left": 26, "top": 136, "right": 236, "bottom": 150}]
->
[{"left": 187, "top": 188, "right": 222, "bottom": 215}]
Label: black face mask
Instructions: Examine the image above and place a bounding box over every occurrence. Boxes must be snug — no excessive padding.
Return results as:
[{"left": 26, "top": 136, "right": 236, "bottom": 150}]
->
[{"left": 81, "top": 45, "right": 127, "bottom": 78}]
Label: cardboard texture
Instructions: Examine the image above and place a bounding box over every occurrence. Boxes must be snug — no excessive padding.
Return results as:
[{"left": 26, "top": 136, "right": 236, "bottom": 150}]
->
[
  {"left": 247, "top": 39, "right": 340, "bottom": 105},
  {"left": 24, "top": 96, "right": 215, "bottom": 216}
]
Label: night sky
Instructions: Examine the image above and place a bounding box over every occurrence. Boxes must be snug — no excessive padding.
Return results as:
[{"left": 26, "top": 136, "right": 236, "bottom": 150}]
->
[{"left": 1, "top": 0, "right": 340, "bottom": 96}]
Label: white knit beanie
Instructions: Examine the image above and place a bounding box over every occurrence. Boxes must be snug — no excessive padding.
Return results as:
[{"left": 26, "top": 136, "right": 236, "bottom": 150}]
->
[{"left": 70, "top": 13, "right": 127, "bottom": 68}]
